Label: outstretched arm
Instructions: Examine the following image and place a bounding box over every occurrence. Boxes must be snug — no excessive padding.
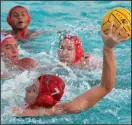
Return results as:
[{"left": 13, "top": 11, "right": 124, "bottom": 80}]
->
[{"left": 14, "top": 23, "right": 128, "bottom": 116}]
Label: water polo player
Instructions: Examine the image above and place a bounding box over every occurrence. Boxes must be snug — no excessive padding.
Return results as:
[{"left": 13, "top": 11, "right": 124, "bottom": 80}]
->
[
  {"left": 1, "top": 5, "right": 43, "bottom": 40},
  {"left": 58, "top": 34, "right": 100, "bottom": 69},
  {"left": 1, "top": 33, "right": 38, "bottom": 78}
]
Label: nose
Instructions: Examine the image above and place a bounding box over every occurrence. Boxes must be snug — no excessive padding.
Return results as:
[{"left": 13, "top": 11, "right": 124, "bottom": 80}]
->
[
  {"left": 18, "top": 15, "right": 23, "bottom": 20},
  {"left": 62, "top": 49, "right": 68, "bottom": 56},
  {"left": 12, "top": 46, "right": 18, "bottom": 53}
]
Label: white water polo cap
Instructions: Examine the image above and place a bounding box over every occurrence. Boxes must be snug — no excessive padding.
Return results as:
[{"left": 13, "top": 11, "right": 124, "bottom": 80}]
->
[{"left": 1, "top": 33, "right": 13, "bottom": 46}]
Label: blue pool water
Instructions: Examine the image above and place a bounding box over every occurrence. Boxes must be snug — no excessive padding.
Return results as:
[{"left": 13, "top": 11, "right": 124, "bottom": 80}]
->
[{"left": 1, "top": 1, "right": 131, "bottom": 124}]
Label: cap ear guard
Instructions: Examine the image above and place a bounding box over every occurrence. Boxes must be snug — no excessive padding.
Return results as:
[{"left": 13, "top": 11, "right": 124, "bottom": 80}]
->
[
  {"left": 36, "top": 94, "right": 57, "bottom": 108},
  {"left": 7, "top": 14, "right": 12, "bottom": 26},
  {"left": 30, "top": 74, "right": 65, "bottom": 108},
  {"left": 52, "top": 88, "right": 64, "bottom": 102}
]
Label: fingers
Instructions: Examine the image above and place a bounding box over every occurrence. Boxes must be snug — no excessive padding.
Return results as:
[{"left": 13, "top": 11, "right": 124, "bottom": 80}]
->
[
  {"left": 115, "top": 24, "right": 123, "bottom": 36},
  {"left": 101, "top": 22, "right": 129, "bottom": 47},
  {"left": 122, "top": 31, "right": 129, "bottom": 38},
  {"left": 119, "top": 36, "right": 129, "bottom": 43},
  {"left": 118, "top": 32, "right": 129, "bottom": 43},
  {"left": 118, "top": 37, "right": 128, "bottom": 43},
  {"left": 80, "top": 54, "right": 90, "bottom": 66},
  {"left": 108, "top": 22, "right": 114, "bottom": 35}
]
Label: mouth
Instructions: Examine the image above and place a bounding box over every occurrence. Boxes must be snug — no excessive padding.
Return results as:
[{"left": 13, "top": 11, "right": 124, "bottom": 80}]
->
[
  {"left": 59, "top": 57, "right": 69, "bottom": 61},
  {"left": 59, "top": 57, "right": 70, "bottom": 62},
  {"left": 11, "top": 56, "right": 18, "bottom": 60},
  {"left": 12, "top": 55, "right": 17, "bottom": 58},
  {"left": 18, "top": 21, "right": 24, "bottom": 24}
]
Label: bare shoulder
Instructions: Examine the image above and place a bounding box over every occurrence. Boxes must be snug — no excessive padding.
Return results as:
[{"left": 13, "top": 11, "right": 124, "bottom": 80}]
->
[
  {"left": 19, "top": 57, "right": 37, "bottom": 64},
  {"left": 18, "top": 57, "right": 38, "bottom": 69},
  {"left": 27, "top": 30, "right": 52, "bottom": 39},
  {"left": 27, "top": 31, "right": 38, "bottom": 39}
]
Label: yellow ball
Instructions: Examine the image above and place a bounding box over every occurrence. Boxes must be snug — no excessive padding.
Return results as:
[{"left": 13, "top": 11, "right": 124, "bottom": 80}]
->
[{"left": 101, "top": 7, "right": 131, "bottom": 39}]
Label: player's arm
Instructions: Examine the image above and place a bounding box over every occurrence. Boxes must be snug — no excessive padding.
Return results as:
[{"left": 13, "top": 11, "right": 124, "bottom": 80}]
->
[{"left": 14, "top": 23, "right": 128, "bottom": 116}]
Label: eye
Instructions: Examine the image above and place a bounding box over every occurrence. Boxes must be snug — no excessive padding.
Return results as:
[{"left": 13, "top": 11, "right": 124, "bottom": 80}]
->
[
  {"left": 33, "top": 87, "right": 36, "bottom": 92},
  {"left": 22, "top": 13, "right": 26, "bottom": 16},
  {"left": 13, "top": 14, "right": 18, "bottom": 17},
  {"left": 5, "top": 47, "right": 11, "bottom": 49},
  {"left": 5, "top": 45, "right": 12, "bottom": 49},
  {"left": 59, "top": 46, "right": 64, "bottom": 50}
]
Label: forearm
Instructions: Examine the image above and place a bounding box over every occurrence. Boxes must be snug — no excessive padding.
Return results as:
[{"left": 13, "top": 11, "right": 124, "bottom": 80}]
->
[
  {"left": 58, "top": 85, "right": 110, "bottom": 113},
  {"left": 14, "top": 104, "right": 65, "bottom": 117},
  {"left": 101, "top": 46, "right": 115, "bottom": 91}
]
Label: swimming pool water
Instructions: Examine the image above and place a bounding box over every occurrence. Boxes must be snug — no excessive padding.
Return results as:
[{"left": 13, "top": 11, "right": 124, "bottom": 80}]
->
[{"left": 1, "top": 1, "right": 131, "bottom": 124}]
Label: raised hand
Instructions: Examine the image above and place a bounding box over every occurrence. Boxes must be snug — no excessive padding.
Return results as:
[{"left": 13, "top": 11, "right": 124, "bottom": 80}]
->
[
  {"left": 101, "top": 22, "right": 129, "bottom": 48},
  {"left": 80, "top": 53, "right": 91, "bottom": 67}
]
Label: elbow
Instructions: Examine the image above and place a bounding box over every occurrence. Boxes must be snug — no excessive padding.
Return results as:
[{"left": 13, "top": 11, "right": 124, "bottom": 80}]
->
[
  {"left": 62, "top": 102, "right": 82, "bottom": 115},
  {"left": 104, "top": 84, "right": 114, "bottom": 93},
  {"left": 105, "top": 86, "right": 113, "bottom": 93},
  {"left": 73, "top": 109, "right": 81, "bottom": 114},
  {"left": 64, "top": 109, "right": 81, "bottom": 114},
  {"left": 101, "top": 81, "right": 115, "bottom": 93}
]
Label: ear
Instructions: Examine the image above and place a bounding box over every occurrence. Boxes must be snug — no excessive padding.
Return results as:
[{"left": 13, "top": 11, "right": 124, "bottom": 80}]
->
[{"left": 7, "top": 14, "right": 12, "bottom": 26}]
